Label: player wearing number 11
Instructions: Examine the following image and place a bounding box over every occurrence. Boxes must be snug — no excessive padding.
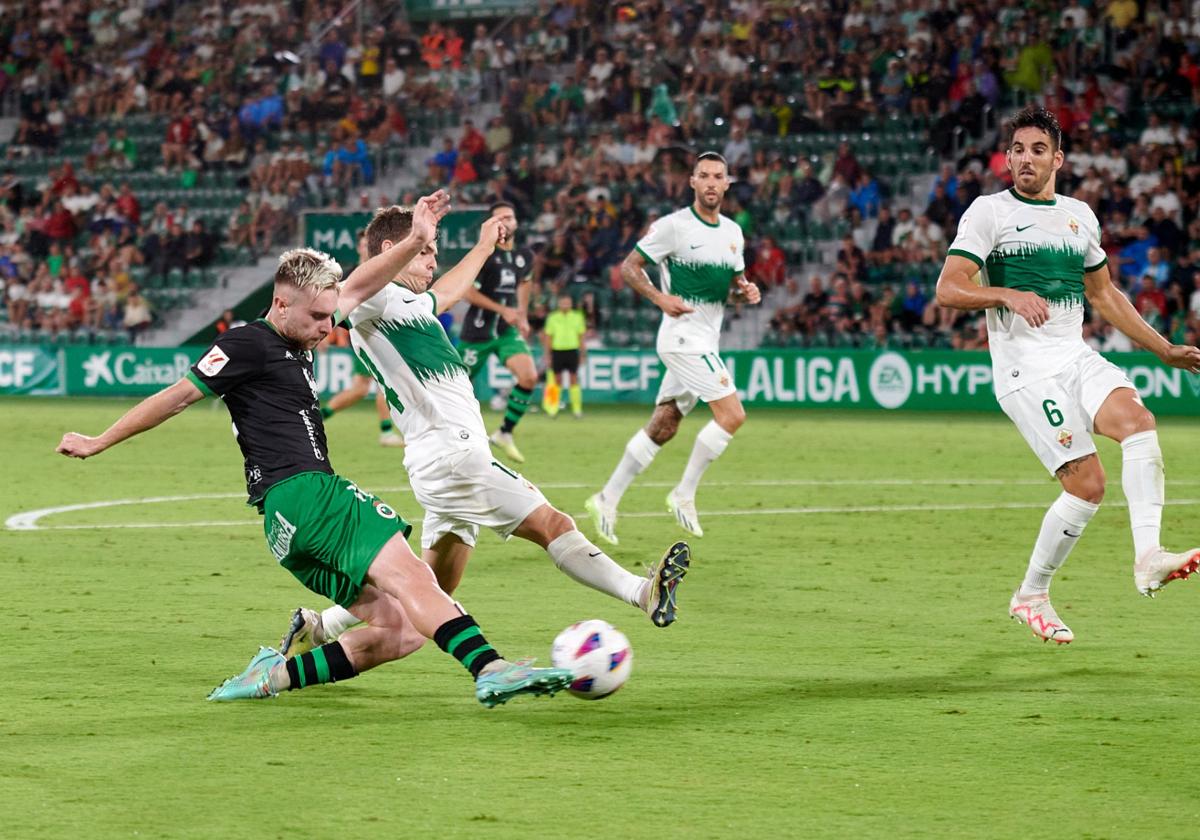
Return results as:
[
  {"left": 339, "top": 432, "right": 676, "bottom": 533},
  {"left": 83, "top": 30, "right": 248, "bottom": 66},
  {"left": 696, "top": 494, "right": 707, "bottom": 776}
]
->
[
  {"left": 276, "top": 205, "right": 691, "bottom": 665},
  {"left": 935, "top": 106, "right": 1200, "bottom": 644}
]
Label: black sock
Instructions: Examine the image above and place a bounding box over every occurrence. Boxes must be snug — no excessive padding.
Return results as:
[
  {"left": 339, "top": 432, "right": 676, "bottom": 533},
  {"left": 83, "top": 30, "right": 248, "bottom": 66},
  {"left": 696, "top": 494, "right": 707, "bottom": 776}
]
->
[
  {"left": 433, "top": 614, "right": 501, "bottom": 678},
  {"left": 500, "top": 385, "right": 533, "bottom": 433},
  {"left": 284, "top": 641, "right": 357, "bottom": 690},
  {"left": 380, "top": 418, "right": 394, "bottom": 433}
]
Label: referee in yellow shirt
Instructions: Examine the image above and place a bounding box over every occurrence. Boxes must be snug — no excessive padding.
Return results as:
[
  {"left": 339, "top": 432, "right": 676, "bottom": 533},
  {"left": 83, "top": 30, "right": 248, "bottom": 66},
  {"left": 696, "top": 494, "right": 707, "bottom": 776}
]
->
[{"left": 542, "top": 293, "right": 589, "bottom": 418}]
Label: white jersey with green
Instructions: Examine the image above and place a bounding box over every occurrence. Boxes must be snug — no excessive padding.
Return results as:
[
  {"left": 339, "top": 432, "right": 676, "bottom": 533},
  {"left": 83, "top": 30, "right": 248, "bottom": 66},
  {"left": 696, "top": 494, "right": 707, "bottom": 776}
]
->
[
  {"left": 947, "top": 188, "right": 1107, "bottom": 398},
  {"left": 346, "top": 284, "right": 486, "bottom": 469},
  {"left": 635, "top": 206, "right": 745, "bottom": 355}
]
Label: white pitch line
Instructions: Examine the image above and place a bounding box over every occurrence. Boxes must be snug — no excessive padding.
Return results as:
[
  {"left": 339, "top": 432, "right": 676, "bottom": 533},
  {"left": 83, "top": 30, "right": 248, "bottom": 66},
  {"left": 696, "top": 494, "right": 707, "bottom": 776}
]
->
[{"left": 12, "top": 499, "right": 1200, "bottom": 532}]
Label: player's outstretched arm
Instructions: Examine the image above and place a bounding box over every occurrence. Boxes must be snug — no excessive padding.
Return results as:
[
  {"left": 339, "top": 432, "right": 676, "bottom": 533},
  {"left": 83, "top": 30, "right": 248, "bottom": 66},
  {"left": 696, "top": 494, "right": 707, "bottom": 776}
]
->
[
  {"left": 57, "top": 377, "right": 205, "bottom": 459},
  {"left": 339, "top": 190, "right": 450, "bottom": 317},
  {"left": 429, "top": 216, "right": 505, "bottom": 314},
  {"left": 935, "top": 254, "right": 1050, "bottom": 327},
  {"left": 1084, "top": 265, "right": 1200, "bottom": 372},
  {"left": 620, "top": 249, "right": 693, "bottom": 317}
]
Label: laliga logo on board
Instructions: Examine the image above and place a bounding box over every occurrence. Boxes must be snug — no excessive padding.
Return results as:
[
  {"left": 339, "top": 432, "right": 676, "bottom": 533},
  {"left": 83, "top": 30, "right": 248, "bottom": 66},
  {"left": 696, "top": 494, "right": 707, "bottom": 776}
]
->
[{"left": 868, "top": 352, "right": 913, "bottom": 409}]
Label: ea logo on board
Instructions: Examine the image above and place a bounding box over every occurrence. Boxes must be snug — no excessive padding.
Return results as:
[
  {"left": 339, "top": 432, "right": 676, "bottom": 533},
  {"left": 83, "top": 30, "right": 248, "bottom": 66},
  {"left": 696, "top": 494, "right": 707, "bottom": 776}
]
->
[{"left": 868, "top": 352, "right": 913, "bottom": 409}]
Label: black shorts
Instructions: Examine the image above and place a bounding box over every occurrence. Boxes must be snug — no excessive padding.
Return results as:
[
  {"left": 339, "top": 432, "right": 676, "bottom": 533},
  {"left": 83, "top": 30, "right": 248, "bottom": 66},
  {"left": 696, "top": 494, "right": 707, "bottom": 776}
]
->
[{"left": 550, "top": 349, "right": 580, "bottom": 374}]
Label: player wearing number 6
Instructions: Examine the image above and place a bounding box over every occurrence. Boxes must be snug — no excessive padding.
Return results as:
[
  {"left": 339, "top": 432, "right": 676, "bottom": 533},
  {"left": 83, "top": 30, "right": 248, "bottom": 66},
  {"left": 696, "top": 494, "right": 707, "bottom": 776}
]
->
[{"left": 935, "top": 106, "right": 1200, "bottom": 644}]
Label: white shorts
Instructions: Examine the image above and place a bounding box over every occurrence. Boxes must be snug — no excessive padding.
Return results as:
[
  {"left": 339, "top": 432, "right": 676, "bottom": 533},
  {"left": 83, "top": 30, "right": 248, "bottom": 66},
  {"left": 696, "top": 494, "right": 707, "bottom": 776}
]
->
[
  {"left": 407, "top": 446, "right": 548, "bottom": 550},
  {"left": 655, "top": 351, "right": 737, "bottom": 415},
  {"left": 998, "top": 348, "right": 1137, "bottom": 475}
]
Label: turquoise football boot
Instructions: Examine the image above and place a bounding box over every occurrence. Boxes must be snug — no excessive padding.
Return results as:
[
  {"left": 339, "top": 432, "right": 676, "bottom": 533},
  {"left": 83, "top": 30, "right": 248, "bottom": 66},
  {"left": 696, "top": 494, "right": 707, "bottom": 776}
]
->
[
  {"left": 475, "top": 659, "right": 574, "bottom": 708},
  {"left": 207, "top": 646, "right": 284, "bottom": 701}
]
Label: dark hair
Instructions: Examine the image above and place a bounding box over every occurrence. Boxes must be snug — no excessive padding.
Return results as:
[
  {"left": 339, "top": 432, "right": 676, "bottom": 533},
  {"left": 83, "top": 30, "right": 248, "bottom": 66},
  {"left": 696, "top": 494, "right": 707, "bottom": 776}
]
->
[
  {"left": 489, "top": 201, "right": 516, "bottom": 216},
  {"left": 695, "top": 151, "right": 727, "bottom": 169},
  {"left": 364, "top": 205, "right": 413, "bottom": 258},
  {"left": 1008, "top": 106, "right": 1062, "bottom": 150}
]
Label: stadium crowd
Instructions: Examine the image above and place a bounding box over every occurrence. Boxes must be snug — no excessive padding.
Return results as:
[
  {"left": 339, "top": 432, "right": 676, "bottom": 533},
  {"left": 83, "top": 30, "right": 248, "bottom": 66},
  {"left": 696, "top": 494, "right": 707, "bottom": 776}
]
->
[{"left": 1, "top": 1, "right": 1198, "bottom": 350}]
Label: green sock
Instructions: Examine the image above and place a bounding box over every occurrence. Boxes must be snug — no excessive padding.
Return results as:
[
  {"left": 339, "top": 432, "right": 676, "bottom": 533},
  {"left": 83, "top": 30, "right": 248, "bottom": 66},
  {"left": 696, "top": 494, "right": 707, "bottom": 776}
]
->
[
  {"left": 433, "top": 615, "right": 501, "bottom": 678},
  {"left": 569, "top": 383, "right": 582, "bottom": 414},
  {"left": 283, "top": 642, "right": 357, "bottom": 690},
  {"left": 380, "top": 419, "right": 394, "bottom": 433},
  {"left": 321, "top": 406, "right": 335, "bottom": 419},
  {"left": 500, "top": 385, "right": 533, "bottom": 433}
]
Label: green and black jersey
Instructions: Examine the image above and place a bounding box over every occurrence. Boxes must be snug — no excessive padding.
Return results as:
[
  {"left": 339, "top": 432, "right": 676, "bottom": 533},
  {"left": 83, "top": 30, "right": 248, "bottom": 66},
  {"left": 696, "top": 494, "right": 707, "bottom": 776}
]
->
[
  {"left": 187, "top": 319, "right": 334, "bottom": 504},
  {"left": 460, "top": 246, "right": 534, "bottom": 342}
]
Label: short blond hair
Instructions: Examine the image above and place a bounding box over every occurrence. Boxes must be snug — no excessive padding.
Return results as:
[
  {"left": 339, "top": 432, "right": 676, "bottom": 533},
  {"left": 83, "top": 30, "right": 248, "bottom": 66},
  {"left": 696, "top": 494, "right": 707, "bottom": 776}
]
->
[{"left": 275, "top": 247, "right": 342, "bottom": 291}]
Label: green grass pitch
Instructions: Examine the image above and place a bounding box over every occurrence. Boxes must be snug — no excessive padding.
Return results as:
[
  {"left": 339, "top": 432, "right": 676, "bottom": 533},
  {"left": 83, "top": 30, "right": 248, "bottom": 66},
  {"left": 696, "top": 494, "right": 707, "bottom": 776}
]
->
[{"left": 4, "top": 398, "right": 1200, "bottom": 838}]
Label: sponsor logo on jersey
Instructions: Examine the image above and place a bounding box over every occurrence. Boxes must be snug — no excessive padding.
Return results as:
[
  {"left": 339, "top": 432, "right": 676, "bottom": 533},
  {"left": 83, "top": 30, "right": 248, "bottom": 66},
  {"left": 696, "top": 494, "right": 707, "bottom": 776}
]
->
[
  {"left": 266, "top": 511, "right": 297, "bottom": 561},
  {"left": 198, "top": 346, "right": 230, "bottom": 377}
]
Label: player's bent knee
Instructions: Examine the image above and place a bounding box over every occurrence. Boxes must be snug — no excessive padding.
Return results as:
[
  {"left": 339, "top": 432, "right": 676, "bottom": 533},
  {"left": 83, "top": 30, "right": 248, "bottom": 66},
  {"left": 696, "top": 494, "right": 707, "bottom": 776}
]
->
[
  {"left": 514, "top": 504, "right": 574, "bottom": 547},
  {"left": 719, "top": 406, "right": 746, "bottom": 433},
  {"left": 1057, "top": 458, "right": 1106, "bottom": 504}
]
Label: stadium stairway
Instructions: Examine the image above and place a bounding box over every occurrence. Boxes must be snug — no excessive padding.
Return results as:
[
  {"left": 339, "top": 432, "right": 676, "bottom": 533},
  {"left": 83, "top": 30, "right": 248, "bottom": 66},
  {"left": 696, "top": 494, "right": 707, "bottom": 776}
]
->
[{"left": 140, "top": 253, "right": 286, "bottom": 345}]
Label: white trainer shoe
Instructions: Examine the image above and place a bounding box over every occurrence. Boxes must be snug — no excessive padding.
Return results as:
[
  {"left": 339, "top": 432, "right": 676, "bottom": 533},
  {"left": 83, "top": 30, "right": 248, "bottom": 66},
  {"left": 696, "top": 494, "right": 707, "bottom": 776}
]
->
[
  {"left": 279, "top": 607, "right": 324, "bottom": 658},
  {"left": 379, "top": 430, "right": 405, "bottom": 448},
  {"left": 1009, "top": 591, "right": 1074, "bottom": 644},
  {"left": 488, "top": 429, "right": 525, "bottom": 463},
  {"left": 1134, "top": 546, "right": 1200, "bottom": 597},
  {"left": 667, "top": 490, "right": 703, "bottom": 538},
  {"left": 585, "top": 493, "right": 619, "bottom": 545}
]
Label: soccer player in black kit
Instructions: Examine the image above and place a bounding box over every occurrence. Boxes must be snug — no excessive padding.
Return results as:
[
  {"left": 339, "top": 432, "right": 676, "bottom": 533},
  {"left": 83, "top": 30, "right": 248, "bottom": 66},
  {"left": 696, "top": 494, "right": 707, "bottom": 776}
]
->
[
  {"left": 457, "top": 202, "right": 538, "bottom": 463},
  {"left": 56, "top": 190, "right": 573, "bottom": 708}
]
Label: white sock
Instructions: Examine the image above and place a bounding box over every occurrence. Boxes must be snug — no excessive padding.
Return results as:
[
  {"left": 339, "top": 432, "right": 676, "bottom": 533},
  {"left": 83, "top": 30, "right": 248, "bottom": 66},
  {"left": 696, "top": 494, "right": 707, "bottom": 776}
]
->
[
  {"left": 1121, "top": 430, "right": 1165, "bottom": 559},
  {"left": 1019, "top": 492, "right": 1100, "bottom": 596},
  {"left": 675, "top": 420, "right": 733, "bottom": 499},
  {"left": 600, "top": 429, "right": 661, "bottom": 506},
  {"left": 319, "top": 606, "right": 361, "bottom": 642},
  {"left": 546, "top": 529, "right": 647, "bottom": 608}
]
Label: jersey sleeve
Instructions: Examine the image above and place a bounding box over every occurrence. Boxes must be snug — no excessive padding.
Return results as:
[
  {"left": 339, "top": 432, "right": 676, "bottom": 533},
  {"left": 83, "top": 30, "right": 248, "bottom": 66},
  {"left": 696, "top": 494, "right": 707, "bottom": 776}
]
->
[
  {"left": 187, "top": 328, "right": 262, "bottom": 397},
  {"left": 634, "top": 214, "right": 676, "bottom": 265},
  {"left": 345, "top": 283, "right": 397, "bottom": 327},
  {"left": 516, "top": 248, "right": 534, "bottom": 282},
  {"left": 732, "top": 225, "right": 746, "bottom": 274},
  {"left": 1083, "top": 205, "right": 1107, "bottom": 272},
  {"left": 946, "top": 197, "right": 996, "bottom": 268}
]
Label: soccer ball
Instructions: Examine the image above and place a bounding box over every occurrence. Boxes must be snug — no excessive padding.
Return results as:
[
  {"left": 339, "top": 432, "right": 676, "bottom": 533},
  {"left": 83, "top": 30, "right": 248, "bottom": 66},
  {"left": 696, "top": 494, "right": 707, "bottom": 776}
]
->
[{"left": 551, "top": 619, "right": 633, "bottom": 700}]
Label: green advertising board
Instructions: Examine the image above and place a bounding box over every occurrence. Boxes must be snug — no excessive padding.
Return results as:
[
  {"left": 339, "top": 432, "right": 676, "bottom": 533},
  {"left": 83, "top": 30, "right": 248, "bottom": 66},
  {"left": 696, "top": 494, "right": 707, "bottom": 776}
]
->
[
  {"left": 404, "top": 0, "right": 537, "bottom": 20},
  {"left": 301, "top": 208, "right": 488, "bottom": 271},
  {"left": 57, "top": 345, "right": 363, "bottom": 399},
  {"left": 301, "top": 211, "right": 372, "bottom": 268},
  {"left": 5, "top": 345, "right": 1198, "bottom": 416},
  {"left": 0, "top": 346, "right": 62, "bottom": 395},
  {"left": 472, "top": 349, "right": 1200, "bottom": 415}
]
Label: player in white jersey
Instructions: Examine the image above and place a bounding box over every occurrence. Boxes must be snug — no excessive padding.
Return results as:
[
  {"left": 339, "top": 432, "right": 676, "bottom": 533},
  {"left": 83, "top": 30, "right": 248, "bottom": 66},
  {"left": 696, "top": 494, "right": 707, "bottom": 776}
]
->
[
  {"left": 585, "top": 152, "right": 761, "bottom": 543},
  {"left": 936, "top": 106, "right": 1200, "bottom": 644},
  {"left": 278, "top": 205, "right": 690, "bottom": 658}
]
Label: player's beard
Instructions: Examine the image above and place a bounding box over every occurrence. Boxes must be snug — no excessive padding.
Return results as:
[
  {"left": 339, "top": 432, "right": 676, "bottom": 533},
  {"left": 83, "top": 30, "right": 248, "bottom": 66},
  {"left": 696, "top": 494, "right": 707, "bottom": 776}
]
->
[
  {"left": 698, "top": 192, "right": 722, "bottom": 212},
  {"left": 1014, "top": 166, "right": 1053, "bottom": 197}
]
